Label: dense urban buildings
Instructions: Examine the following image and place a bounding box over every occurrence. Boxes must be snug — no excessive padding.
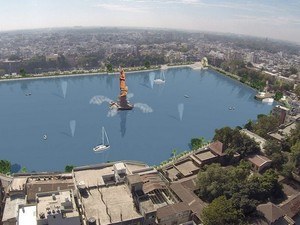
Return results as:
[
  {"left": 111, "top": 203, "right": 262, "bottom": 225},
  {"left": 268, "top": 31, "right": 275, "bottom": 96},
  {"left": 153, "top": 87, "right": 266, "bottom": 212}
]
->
[{"left": 0, "top": 28, "right": 299, "bottom": 80}]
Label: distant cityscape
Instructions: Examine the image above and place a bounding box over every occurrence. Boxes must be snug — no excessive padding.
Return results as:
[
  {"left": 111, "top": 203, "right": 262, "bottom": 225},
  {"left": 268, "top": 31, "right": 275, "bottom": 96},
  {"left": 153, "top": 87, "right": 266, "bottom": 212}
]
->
[{"left": 0, "top": 27, "right": 299, "bottom": 80}]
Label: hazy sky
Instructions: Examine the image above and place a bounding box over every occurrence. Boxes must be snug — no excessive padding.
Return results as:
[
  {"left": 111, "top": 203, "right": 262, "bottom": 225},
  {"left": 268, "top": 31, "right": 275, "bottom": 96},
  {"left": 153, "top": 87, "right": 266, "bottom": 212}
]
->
[{"left": 0, "top": 0, "right": 300, "bottom": 43}]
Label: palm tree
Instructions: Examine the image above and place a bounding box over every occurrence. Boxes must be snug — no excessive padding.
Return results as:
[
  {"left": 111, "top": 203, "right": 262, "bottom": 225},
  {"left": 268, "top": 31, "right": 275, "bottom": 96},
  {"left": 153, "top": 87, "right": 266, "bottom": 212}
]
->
[{"left": 171, "top": 149, "right": 177, "bottom": 162}]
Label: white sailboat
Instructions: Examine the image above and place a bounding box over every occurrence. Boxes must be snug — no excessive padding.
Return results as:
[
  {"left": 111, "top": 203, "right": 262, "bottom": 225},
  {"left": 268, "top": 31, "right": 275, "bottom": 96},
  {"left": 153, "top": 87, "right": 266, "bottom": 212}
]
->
[
  {"left": 154, "top": 71, "right": 166, "bottom": 84},
  {"left": 93, "top": 127, "right": 110, "bottom": 152}
]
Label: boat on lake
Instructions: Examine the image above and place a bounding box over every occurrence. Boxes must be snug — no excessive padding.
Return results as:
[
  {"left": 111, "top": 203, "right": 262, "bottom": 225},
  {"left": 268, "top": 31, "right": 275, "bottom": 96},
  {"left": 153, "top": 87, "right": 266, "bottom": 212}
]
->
[{"left": 93, "top": 127, "right": 110, "bottom": 152}]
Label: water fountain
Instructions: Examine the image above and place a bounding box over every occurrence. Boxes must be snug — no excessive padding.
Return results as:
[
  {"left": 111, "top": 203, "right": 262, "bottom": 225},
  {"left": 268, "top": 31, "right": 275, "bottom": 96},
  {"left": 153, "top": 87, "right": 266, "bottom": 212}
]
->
[
  {"left": 61, "top": 81, "right": 68, "bottom": 98},
  {"left": 149, "top": 72, "right": 155, "bottom": 89},
  {"left": 178, "top": 103, "right": 184, "bottom": 121},
  {"left": 70, "top": 120, "right": 76, "bottom": 137}
]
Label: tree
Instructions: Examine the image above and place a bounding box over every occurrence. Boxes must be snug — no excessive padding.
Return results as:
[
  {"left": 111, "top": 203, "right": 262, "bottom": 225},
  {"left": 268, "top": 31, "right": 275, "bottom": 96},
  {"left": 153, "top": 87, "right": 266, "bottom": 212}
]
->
[
  {"left": 259, "top": 169, "right": 283, "bottom": 199},
  {"left": 144, "top": 61, "right": 150, "bottom": 69},
  {"left": 65, "top": 165, "right": 75, "bottom": 173},
  {"left": 21, "top": 167, "right": 27, "bottom": 173},
  {"left": 190, "top": 137, "right": 205, "bottom": 150},
  {"left": 246, "top": 62, "right": 253, "bottom": 67},
  {"left": 274, "top": 91, "right": 283, "bottom": 101},
  {"left": 291, "top": 141, "right": 300, "bottom": 168},
  {"left": 171, "top": 149, "right": 177, "bottom": 161},
  {"left": 290, "top": 67, "right": 298, "bottom": 75},
  {"left": 213, "top": 126, "right": 259, "bottom": 157},
  {"left": 244, "top": 120, "right": 253, "bottom": 131},
  {"left": 270, "top": 152, "right": 287, "bottom": 171},
  {"left": 281, "top": 162, "right": 294, "bottom": 178},
  {"left": 294, "top": 84, "right": 300, "bottom": 97},
  {"left": 253, "top": 115, "right": 280, "bottom": 138},
  {"left": 197, "top": 164, "right": 226, "bottom": 201},
  {"left": 0, "top": 160, "right": 11, "bottom": 174},
  {"left": 19, "top": 68, "right": 27, "bottom": 77},
  {"left": 264, "top": 140, "right": 281, "bottom": 156},
  {"left": 201, "top": 196, "right": 240, "bottom": 225},
  {"left": 106, "top": 64, "right": 113, "bottom": 73}
]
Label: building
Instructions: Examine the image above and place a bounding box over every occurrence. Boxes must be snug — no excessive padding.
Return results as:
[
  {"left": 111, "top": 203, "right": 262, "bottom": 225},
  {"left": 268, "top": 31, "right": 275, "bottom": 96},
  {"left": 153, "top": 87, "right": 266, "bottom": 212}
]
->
[
  {"left": 73, "top": 161, "right": 162, "bottom": 225},
  {"left": 26, "top": 174, "right": 75, "bottom": 203},
  {"left": 17, "top": 205, "right": 37, "bottom": 225},
  {"left": 2, "top": 173, "right": 76, "bottom": 225},
  {"left": 240, "top": 129, "right": 267, "bottom": 153},
  {"left": 2, "top": 196, "right": 26, "bottom": 225},
  {"left": 268, "top": 120, "right": 299, "bottom": 142},
  {"left": 280, "top": 193, "right": 300, "bottom": 221},
  {"left": 156, "top": 202, "right": 191, "bottom": 225},
  {"left": 272, "top": 105, "right": 290, "bottom": 125},
  {"left": 247, "top": 154, "right": 272, "bottom": 173},
  {"left": 0, "top": 175, "right": 12, "bottom": 225},
  {"left": 35, "top": 190, "right": 80, "bottom": 225},
  {"left": 256, "top": 202, "right": 295, "bottom": 225}
]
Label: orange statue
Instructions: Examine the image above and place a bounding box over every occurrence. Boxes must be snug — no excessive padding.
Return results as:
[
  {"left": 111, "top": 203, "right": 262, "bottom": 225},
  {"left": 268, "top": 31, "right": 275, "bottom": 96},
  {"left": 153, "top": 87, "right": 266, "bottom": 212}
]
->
[
  {"left": 119, "top": 69, "right": 128, "bottom": 97},
  {"left": 110, "top": 67, "right": 133, "bottom": 110}
]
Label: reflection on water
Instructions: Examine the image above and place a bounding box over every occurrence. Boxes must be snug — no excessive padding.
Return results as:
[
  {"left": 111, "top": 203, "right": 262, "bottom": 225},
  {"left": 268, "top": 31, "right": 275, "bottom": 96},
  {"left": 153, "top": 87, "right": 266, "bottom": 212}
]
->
[
  {"left": 178, "top": 103, "right": 184, "bottom": 121},
  {"left": 70, "top": 120, "right": 76, "bottom": 137},
  {"left": 149, "top": 72, "right": 155, "bottom": 89},
  {"left": 61, "top": 81, "right": 68, "bottom": 98},
  {"left": 119, "top": 111, "right": 128, "bottom": 137}
]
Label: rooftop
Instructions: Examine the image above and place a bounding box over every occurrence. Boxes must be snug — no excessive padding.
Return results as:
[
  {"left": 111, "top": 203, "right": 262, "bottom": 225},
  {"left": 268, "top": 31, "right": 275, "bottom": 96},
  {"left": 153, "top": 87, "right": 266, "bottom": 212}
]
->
[
  {"left": 36, "top": 190, "right": 79, "bottom": 220},
  {"left": 74, "top": 161, "right": 153, "bottom": 187},
  {"left": 165, "top": 167, "right": 180, "bottom": 181},
  {"left": 140, "top": 173, "right": 166, "bottom": 194},
  {"left": 269, "top": 121, "right": 297, "bottom": 141},
  {"left": 195, "top": 150, "right": 218, "bottom": 162},
  {"left": 170, "top": 181, "right": 207, "bottom": 219},
  {"left": 81, "top": 185, "right": 142, "bottom": 225},
  {"left": 26, "top": 175, "right": 75, "bottom": 203},
  {"left": 174, "top": 159, "right": 199, "bottom": 177},
  {"left": 74, "top": 166, "right": 114, "bottom": 187},
  {"left": 10, "top": 176, "right": 28, "bottom": 193},
  {"left": 156, "top": 202, "right": 189, "bottom": 219},
  {"left": 280, "top": 193, "right": 300, "bottom": 218},
  {"left": 247, "top": 154, "right": 272, "bottom": 168},
  {"left": 2, "top": 196, "right": 26, "bottom": 222},
  {"left": 18, "top": 205, "right": 37, "bottom": 225},
  {"left": 74, "top": 162, "right": 156, "bottom": 225},
  {"left": 257, "top": 202, "right": 284, "bottom": 223},
  {"left": 209, "top": 141, "right": 226, "bottom": 156}
]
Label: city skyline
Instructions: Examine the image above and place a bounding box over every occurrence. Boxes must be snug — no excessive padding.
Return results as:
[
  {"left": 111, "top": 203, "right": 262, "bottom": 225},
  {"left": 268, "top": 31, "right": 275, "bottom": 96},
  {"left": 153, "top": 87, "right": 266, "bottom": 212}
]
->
[{"left": 0, "top": 0, "right": 300, "bottom": 44}]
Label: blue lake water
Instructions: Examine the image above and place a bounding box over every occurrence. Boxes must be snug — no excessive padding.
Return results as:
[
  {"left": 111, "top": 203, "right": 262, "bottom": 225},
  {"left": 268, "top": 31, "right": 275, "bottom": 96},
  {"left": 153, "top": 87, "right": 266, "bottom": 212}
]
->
[{"left": 0, "top": 68, "right": 274, "bottom": 172}]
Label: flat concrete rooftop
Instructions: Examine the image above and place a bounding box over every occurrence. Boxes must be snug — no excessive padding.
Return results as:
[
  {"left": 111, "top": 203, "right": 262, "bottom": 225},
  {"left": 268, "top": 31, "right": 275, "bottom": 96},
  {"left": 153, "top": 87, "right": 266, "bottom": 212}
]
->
[
  {"left": 37, "top": 190, "right": 79, "bottom": 219},
  {"left": 74, "top": 162, "right": 152, "bottom": 188},
  {"left": 26, "top": 178, "right": 74, "bottom": 203},
  {"left": 166, "top": 167, "right": 179, "bottom": 181},
  {"left": 195, "top": 150, "right": 217, "bottom": 162},
  {"left": 82, "top": 184, "right": 142, "bottom": 225},
  {"left": 10, "top": 176, "right": 28, "bottom": 192},
  {"left": 74, "top": 166, "right": 114, "bottom": 187},
  {"left": 2, "top": 196, "right": 26, "bottom": 222},
  {"left": 18, "top": 205, "right": 37, "bottom": 225},
  {"left": 175, "top": 160, "right": 199, "bottom": 177}
]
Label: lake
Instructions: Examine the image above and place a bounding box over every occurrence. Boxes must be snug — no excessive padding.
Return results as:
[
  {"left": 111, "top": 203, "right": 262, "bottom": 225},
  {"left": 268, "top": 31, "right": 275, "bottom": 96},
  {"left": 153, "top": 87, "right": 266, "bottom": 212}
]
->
[{"left": 0, "top": 68, "right": 274, "bottom": 171}]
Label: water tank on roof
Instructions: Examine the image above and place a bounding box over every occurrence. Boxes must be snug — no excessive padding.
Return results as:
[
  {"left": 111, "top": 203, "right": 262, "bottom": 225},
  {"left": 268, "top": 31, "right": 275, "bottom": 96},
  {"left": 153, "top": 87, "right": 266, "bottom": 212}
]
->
[{"left": 88, "top": 217, "right": 97, "bottom": 225}]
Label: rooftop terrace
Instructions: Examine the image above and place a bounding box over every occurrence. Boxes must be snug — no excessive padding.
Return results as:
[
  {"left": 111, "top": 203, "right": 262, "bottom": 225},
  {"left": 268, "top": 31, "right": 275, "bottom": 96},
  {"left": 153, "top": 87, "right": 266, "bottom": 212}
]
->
[{"left": 81, "top": 185, "right": 142, "bottom": 225}]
